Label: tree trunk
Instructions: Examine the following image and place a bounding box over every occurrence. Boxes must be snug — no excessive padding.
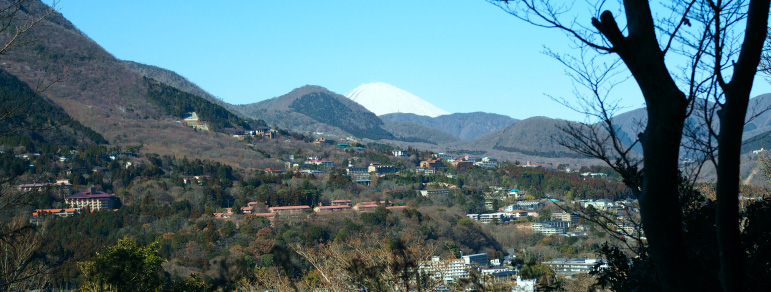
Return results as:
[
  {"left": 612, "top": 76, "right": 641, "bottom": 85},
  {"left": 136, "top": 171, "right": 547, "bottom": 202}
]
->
[
  {"left": 599, "top": 1, "right": 693, "bottom": 288},
  {"left": 634, "top": 69, "right": 692, "bottom": 292}
]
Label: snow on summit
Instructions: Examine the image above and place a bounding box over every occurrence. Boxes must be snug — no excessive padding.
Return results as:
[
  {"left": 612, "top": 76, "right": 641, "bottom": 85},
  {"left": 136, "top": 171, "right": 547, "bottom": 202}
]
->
[{"left": 345, "top": 82, "right": 450, "bottom": 118}]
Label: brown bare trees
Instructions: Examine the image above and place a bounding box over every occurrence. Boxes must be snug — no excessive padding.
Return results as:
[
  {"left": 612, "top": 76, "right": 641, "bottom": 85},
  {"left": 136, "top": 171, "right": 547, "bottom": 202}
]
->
[
  {"left": 241, "top": 233, "right": 438, "bottom": 292},
  {"left": 487, "top": 1, "right": 770, "bottom": 291}
]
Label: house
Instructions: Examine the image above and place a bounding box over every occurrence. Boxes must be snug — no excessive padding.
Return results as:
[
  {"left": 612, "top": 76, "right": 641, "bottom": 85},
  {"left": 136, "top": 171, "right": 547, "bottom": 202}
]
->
[
  {"left": 264, "top": 168, "right": 284, "bottom": 174},
  {"left": 392, "top": 150, "right": 408, "bottom": 157},
  {"left": 17, "top": 179, "right": 73, "bottom": 197},
  {"left": 414, "top": 167, "right": 436, "bottom": 175},
  {"left": 517, "top": 161, "right": 542, "bottom": 168},
  {"left": 508, "top": 188, "right": 521, "bottom": 198},
  {"left": 346, "top": 167, "right": 370, "bottom": 180},
  {"left": 581, "top": 172, "right": 608, "bottom": 178},
  {"left": 213, "top": 211, "right": 234, "bottom": 218},
  {"left": 418, "top": 189, "right": 450, "bottom": 197},
  {"left": 65, "top": 188, "right": 118, "bottom": 211},
  {"left": 353, "top": 204, "right": 379, "bottom": 212},
  {"left": 285, "top": 161, "right": 301, "bottom": 170},
  {"left": 313, "top": 205, "right": 352, "bottom": 213},
  {"left": 552, "top": 212, "right": 581, "bottom": 224},
  {"left": 507, "top": 210, "right": 529, "bottom": 218},
  {"left": 313, "top": 137, "right": 329, "bottom": 145},
  {"left": 306, "top": 158, "right": 335, "bottom": 168},
  {"left": 30, "top": 208, "right": 80, "bottom": 224},
  {"left": 182, "top": 112, "right": 209, "bottom": 131},
  {"left": 531, "top": 222, "right": 566, "bottom": 235},
  {"left": 517, "top": 201, "right": 545, "bottom": 210},
  {"left": 466, "top": 213, "right": 513, "bottom": 224},
  {"left": 580, "top": 199, "right": 615, "bottom": 210},
  {"left": 433, "top": 153, "right": 454, "bottom": 161},
  {"left": 462, "top": 253, "right": 489, "bottom": 266},
  {"left": 269, "top": 205, "right": 310, "bottom": 215},
  {"left": 544, "top": 258, "right": 607, "bottom": 277},
  {"left": 182, "top": 175, "right": 211, "bottom": 185},
  {"left": 464, "top": 155, "right": 483, "bottom": 162},
  {"left": 330, "top": 199, "right": 352, "bottom": 206},
  {"left": 474, "top": 160, "right": 498, "bottom": 168},
  {"left": 451, "top": 158, "right": 473, "bottom": 170},
  {"left": 368, "top": 163, "right": 396, "bottom": 174},
  {"left": 247, "top": 127, "right": 276, "bottom": 139},
  {"left": 420, "top": 158, "right": 444, "bottom": 168},
  {"left": 240, "top": 206, "right": 254, "bottom": 214},
  {"left": 420, "top": 256, "right": 470, "bottom": 282}
]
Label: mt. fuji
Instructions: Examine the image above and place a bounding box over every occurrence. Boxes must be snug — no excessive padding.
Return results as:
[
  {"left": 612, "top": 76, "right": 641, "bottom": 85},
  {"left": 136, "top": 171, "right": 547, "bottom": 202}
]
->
[{"left": 345, "top": 82, "right": 450, "bottom": 117}]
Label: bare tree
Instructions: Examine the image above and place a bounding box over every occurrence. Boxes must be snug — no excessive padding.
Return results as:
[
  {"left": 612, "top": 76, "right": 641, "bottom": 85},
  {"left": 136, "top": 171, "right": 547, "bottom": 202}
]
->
[
  {"left": 487, "top": 1, "right": 770, "bottom": 291},
  {"left": 0, "top": 0, "right": 57, "bottom": 290}
]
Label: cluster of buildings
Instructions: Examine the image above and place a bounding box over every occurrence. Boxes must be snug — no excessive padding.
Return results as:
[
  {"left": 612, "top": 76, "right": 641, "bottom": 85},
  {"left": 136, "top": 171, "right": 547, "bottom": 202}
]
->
[
  {"left": 17, "top": 179, "right": 73, "bottom": 198},
  {"left": 232, "top": 127, "right": 276, "bottom": 140},
  {"left": 214, "top": 200, "right": 406, "bottom": 220},
  {"left": 22, "top": 180, "right": 120, "bottom": 224},
  {"left": 419, "top": 253, "right": 515, "bottom": 284}
]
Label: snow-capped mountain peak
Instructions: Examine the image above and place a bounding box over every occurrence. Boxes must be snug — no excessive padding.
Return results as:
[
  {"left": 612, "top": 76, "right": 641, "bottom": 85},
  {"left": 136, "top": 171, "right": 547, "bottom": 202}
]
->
[{"left": 345, "top": 82, "right": 450, "bottom": 117}]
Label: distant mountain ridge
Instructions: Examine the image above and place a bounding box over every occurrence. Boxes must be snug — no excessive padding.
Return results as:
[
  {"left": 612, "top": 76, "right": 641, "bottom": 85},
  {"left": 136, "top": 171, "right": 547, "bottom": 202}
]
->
[
  {"left": 457, "top": 116, "right": 580, "bottom": 158},
  {"left": 380, "top": 112, "right": 518, "bottom": 140},
  {"left": 236, "top": 85, "right": 394, "bottom": 140}
]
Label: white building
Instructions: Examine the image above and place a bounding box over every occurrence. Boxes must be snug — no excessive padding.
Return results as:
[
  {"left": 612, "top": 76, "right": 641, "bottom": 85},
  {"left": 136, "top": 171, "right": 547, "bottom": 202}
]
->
[
  {"left": 420, "top": 256, "right": 469, "bottom": 282},
  {"left": 544, "top": 258, "right": 607, "bottom": 277}
]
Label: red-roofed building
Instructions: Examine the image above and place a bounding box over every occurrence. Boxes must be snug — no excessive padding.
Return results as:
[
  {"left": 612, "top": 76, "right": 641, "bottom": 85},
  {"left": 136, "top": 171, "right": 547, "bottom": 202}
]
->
[
  {"left": 240, "top": 206, "right": 254, "bottom": 214},
  {"left": 358, "top": 200, "right": 391, "bottom": 206},
  {"left": 213, "top": 212, "right": 233, "bottom": 219},
  {"left": 452, "top": 158, "right": 473, "bottom": 170},
  {"left": 353, "top": 204, "right": 379, "bottom": 212},
  {"left": 330, "top": 199, "right": 352, "bottom": 206},
  {"left": 420, "top": 158, "right": 444, "bottom": 168},
  {"left": 386, "top": 206, "right": 408, "bottom": 210},
  {"left": 18, "top": 179, "right": 73, "bottom": 197},
  {"left": 313, "top": 205, "right": 352, "bottom": 213},
  {"left": 269, "top": 205, "right": 310, "bottom": 215},
  {"left": 30, "top": 208, "right": 80, "bottom": 224},
  {"left": 65, "top": 188, "right": 118, "bottom": 211},
  {"left": 265, "top": 168, "right": 285, "bottom": 174}
]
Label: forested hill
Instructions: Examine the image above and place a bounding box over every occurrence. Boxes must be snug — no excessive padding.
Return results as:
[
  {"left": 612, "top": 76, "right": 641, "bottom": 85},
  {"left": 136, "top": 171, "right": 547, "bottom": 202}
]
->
[
  {"left": 0, "top": 0, "right": 270, "bottom": 168},
  {"left": 237, "top": 85, "right": 395, "bottom": 140},
  {"left": 380, "top": 112, "right": 518, "bottom": 140},
  {"left": 0, "top": 68, "right": 107, "bottom": 148},
  {"left": 144, "top": 78, "right": 266, "bottom": 132}
]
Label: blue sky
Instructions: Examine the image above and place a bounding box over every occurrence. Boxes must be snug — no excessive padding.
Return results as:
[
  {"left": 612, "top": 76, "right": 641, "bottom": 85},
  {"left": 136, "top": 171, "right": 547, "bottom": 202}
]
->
[{"left": 53, "top": 1, "right": 770, "bottom": 121}]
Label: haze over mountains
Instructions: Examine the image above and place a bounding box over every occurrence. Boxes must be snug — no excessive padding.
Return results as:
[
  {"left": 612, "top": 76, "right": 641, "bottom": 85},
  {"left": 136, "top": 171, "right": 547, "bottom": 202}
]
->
[{"left": 2, "top": 0, "right": 771, "bottom": 166}]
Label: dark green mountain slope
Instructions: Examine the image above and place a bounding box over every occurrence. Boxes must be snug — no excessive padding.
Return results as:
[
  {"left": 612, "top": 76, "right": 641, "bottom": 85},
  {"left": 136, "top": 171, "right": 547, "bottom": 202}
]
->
[
  {"left": 0, "top": 68, "right": 106, "bottom": 147},
  {"left": 0, "top": 0, "right": 268, "bottom": 168},
  {"left": 237, "top": 86, "right": 394, "bottom": 140}
]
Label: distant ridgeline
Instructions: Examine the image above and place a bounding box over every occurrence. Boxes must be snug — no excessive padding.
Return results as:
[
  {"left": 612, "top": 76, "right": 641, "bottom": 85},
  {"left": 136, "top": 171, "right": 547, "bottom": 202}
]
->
[
  {"left": 288, "top": 91, "right": 394, "bottom": 140},
  {"left": 0, "top": 69, "right": 107, "bottom": 148},
  {"left": 144, "top": 78, "right": 266, "bottom": 131},
  {"left": 492, "top": 145, "right": 587, "bottom": 159}
]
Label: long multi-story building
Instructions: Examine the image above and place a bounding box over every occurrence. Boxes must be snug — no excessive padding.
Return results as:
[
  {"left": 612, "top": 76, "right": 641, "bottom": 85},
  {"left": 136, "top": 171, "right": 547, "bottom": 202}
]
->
[
  {"left": 65, "top": 188, "right": 118, "bottom": 211},
  {"left": 544, "top": 258, "right": 607, "bottom": 277},
  {"left": 531, "top": 222, "right": 566, "bottom": 235},
  {"left": 18, "top": 179, "right": 73, "bottom": 198},
  {"left": 552, "top": 212, "right": 581, "bottom": 224},
  {"left": 420, "top": 256, "right": 469, "bottom": 282}
]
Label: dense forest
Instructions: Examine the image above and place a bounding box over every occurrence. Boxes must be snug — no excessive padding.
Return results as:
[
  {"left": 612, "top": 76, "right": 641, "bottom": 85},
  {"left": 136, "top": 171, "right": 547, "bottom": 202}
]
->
[
  {"left": 0, "top": 69, "right": 107, "bottom": 147},
  {"left": 144, "top": 78, "right": 265, "bottom": 131}
]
